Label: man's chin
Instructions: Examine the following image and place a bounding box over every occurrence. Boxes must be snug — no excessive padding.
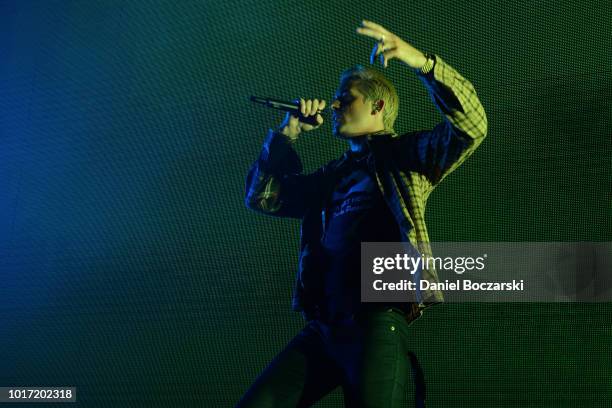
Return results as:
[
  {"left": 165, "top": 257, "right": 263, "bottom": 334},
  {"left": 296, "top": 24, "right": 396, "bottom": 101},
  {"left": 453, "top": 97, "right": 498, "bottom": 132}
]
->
[{"left": 333, "top": 126, "right": 355, "bottom": 140}]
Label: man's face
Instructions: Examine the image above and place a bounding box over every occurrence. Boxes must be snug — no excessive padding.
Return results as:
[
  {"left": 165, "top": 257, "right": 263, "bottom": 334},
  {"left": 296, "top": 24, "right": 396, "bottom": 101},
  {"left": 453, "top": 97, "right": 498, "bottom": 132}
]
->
[{"left": 331, "top": 83, "right": 382, "bottom": 139}]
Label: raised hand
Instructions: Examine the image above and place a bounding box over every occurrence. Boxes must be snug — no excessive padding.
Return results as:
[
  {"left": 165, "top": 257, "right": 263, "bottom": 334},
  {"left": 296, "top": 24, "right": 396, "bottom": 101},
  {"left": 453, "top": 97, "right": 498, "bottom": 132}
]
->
[{"left": 355, "top": 20, "right": 428, "bottom": 69}]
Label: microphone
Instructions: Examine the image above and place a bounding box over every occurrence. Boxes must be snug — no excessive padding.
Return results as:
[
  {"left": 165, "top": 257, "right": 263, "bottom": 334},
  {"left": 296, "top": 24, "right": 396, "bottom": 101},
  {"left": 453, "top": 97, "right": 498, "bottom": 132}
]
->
[{"left": 249, "top": 96, "right": 329, "bottom": 116}]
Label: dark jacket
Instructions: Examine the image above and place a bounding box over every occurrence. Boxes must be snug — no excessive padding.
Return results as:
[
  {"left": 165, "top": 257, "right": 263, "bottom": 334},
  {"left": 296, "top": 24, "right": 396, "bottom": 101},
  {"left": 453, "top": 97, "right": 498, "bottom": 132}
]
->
[{"left": 245, "top": 54, "right": 488, "bottom": 321}]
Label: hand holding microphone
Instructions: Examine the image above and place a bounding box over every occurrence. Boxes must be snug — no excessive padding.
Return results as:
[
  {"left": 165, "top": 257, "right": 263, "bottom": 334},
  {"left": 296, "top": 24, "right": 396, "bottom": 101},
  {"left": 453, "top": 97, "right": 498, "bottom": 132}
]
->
[
  {"left": 250, "top": 96, "right": 327, "bottom": 142},
  {"left": 281, "top": 98, "right": 326, "bottom": 139}
]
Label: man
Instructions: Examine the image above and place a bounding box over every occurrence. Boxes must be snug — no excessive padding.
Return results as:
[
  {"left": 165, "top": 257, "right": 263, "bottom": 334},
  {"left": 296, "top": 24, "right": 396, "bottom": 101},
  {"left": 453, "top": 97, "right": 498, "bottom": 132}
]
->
[{"left": 238, "top": 20, "right": 487, "bottom": 407}]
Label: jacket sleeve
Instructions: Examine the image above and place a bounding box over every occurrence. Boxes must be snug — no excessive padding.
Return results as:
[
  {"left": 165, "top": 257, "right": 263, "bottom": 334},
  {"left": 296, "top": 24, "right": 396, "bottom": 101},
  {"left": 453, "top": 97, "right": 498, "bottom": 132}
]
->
[
  {"left": 391, "top": 54, "right": 488, "bottom": 186},
  {"left": 245, "top": 129, "right": 326, "bottom": 219}
]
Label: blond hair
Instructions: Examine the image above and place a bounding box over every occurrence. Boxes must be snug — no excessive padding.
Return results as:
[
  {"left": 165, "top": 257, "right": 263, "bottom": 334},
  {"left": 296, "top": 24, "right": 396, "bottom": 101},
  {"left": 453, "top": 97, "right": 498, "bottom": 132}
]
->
[{"left": 338, "top": 65, "right": 399, "bottom": 132}]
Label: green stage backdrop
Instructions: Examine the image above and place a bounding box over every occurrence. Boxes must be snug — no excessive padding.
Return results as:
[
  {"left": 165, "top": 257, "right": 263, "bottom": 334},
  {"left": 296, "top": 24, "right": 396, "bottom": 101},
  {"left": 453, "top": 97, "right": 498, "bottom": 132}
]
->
[{"left": 0, "top": 0, "right": 610, "bottom": 406}]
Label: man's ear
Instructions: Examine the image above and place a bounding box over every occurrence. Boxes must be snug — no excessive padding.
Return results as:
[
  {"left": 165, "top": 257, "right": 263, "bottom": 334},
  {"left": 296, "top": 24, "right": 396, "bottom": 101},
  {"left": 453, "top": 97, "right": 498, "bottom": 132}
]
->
[{"left": 372, "top": 99, "right": 385, "bottom": 114}]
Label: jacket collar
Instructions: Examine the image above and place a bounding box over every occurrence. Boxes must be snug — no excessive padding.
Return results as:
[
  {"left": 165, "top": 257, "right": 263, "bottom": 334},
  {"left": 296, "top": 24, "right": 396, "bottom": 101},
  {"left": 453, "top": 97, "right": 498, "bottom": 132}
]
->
[{"left": 338, "top": 130, "right": 398, "bottom": 164}]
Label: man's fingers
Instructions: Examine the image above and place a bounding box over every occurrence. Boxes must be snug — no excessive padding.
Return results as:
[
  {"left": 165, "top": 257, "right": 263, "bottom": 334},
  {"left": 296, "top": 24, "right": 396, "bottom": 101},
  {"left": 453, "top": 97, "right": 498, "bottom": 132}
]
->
[
  {"left": 356, "top": 26, "right": 385, "bottom": 41},
  {"left": 375, "top": 41, "right": 394, "bottom": 56},
  {"left": 382, "top": 49, "right": 399, "bottom": 68},
  {"left": 309, "top": 99, "right": 319, "bottom": 116},
  {"left": 316, "top": 114, "right": 323, "bottom": 125},
  {"left": 298, "top": 98, "right": 326, "bottom": 117},
  {"left": 371, "top": 42, "right": 392, "bottom": 63},
  {"left": 300, "top": 98, "right": 305, "bottom": 115},
  {"left": 361, "top": 20, "right": 391, "bottom": 35}
]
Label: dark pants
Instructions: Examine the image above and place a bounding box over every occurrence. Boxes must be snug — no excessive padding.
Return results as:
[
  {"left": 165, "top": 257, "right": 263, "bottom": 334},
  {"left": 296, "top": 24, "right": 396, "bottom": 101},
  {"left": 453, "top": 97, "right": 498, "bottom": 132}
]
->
[{"left": 235, "top": 307, "right": 426, "bottom": 407}]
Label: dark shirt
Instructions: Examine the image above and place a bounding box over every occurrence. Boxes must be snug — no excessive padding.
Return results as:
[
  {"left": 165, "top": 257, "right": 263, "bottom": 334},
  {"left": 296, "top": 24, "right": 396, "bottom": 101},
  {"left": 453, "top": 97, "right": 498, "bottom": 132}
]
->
[{"left": 319, "top": 146, "right": 402, "bottom": 322}]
